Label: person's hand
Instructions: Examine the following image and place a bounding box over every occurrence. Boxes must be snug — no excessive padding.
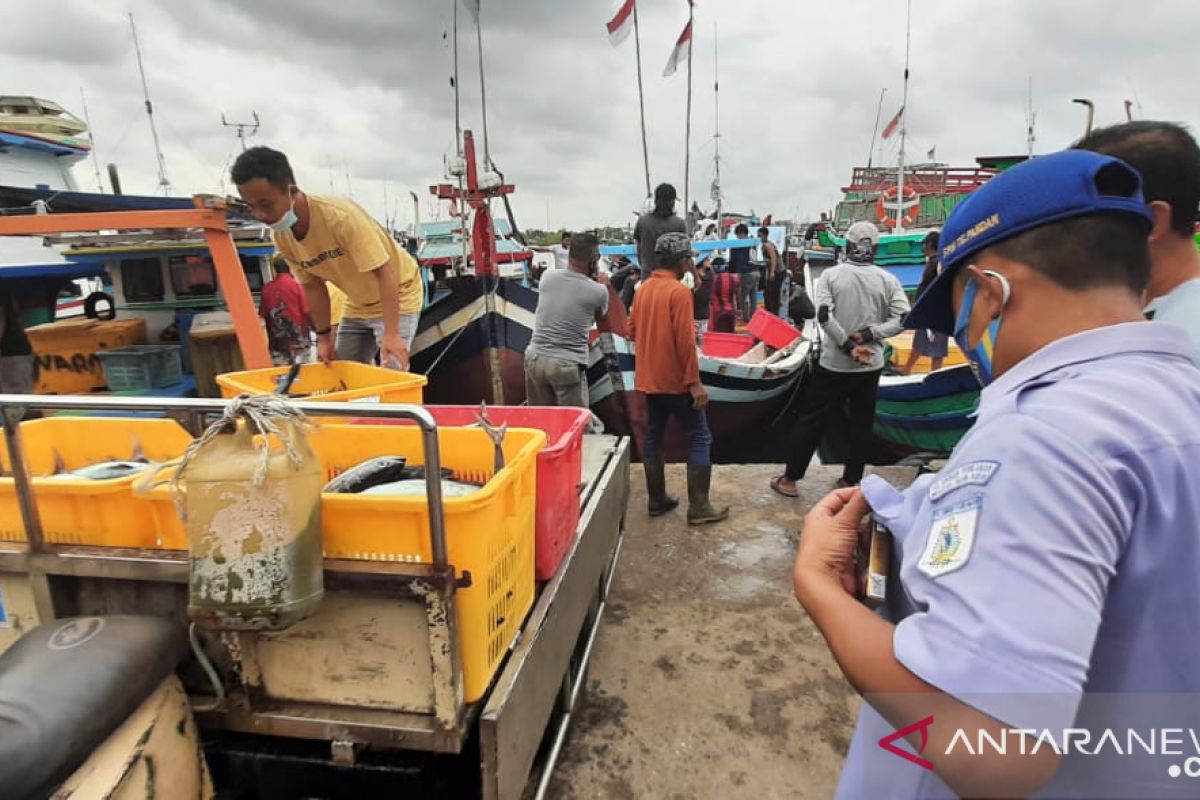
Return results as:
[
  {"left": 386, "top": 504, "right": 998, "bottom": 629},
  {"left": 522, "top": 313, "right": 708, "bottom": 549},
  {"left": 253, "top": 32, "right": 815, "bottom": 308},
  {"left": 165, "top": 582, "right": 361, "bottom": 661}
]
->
[
  {"left": 848, "top": 330, "right": 864, "bottom": 344},
  {"left": 794, "top": 487, "right": 870, "bottom": 603},
  {"left": 381, "top": 331, "right": 410, "bottom": 371},
  {"left": 689, "top": 383, "right": 708, "bottom": 411},
  {"left": 316, "top": 333, "right": 336, "bottom": 366},
  {"left": 851, "top": 345, "right": 874, "bottom": 364},
  {"left": 596, "top": 272, "right": 611, "bottom": 286}
]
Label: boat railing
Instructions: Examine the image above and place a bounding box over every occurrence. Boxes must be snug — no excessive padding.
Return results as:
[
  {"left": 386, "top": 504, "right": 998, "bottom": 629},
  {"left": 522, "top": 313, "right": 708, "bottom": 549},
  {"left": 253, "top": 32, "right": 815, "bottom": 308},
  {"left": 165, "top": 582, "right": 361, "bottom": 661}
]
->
[
  {"left": 842, "top": 165, "right": 998, "bottom": 196},
  {"left": 0, "top": 394, "right": 451, "bottom": 571}
]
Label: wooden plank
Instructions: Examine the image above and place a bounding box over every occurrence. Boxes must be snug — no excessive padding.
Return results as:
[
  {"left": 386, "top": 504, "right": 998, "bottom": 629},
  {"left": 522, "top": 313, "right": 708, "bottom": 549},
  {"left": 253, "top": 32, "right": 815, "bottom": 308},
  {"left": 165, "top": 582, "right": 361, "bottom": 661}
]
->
[{"left": 479, "top": 437, "right": 630, "bottom": 800}]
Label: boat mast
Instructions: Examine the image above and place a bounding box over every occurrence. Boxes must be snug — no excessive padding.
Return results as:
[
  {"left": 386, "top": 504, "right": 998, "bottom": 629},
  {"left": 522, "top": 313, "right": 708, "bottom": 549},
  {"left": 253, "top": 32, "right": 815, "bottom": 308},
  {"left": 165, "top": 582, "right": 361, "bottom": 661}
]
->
[
  {"left": 473, "top": 3, "right": 492, "bottom": 168},
  {"left": 128, "top": 13, "right": 171, "bottom": 196},
  {"left": 78, "top": 87, "right": 105, "bottom": 193},
  {"left": 712, "top": 20, "right": 722, "bottom": 228},
  {"left": 451, "top": 1, "right": 470, "bottom": 272},
  {"left": 867, "top": 87, "right": 887, "bottom": 169},
  {"left": 895, "top": 0, "right": 912, "bottom": 232},
  {"left": 633, "top": 0, "right": 652, "bottom": 198},
  {"left": 683, "top": 1, "right": 695, "bottom": 227}
]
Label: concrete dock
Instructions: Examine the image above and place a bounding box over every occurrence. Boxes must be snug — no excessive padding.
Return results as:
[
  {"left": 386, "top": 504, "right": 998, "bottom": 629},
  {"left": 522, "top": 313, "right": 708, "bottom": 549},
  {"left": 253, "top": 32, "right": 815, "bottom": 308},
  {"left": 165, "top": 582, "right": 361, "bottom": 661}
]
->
[{"left": 549, "top": 463, "right": 916, "bottom": 799}]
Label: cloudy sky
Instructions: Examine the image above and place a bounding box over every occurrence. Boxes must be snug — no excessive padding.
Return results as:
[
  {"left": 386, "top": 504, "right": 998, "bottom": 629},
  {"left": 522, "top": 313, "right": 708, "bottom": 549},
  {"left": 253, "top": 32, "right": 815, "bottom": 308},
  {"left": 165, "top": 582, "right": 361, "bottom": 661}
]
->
[{"left": 3, "top": 0, "right": 1197, "bottom": 232}]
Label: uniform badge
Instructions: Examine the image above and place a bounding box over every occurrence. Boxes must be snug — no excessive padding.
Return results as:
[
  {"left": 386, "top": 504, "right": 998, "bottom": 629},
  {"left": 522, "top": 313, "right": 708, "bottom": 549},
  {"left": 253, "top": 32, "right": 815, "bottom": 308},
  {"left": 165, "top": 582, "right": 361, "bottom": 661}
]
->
[
  {"left": 928, "top": 461, "right": 999, "bottom": 502},
  {"left": 918, "top": 496, "right": 981, "bottom": 578}
]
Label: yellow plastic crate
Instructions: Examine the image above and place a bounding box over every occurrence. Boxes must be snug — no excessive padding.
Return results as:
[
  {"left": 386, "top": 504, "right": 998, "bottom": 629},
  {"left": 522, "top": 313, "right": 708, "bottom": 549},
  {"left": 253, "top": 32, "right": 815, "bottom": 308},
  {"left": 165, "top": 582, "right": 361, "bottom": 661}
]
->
[
  {"left": 0, "top": 417, "right": 194, "bottom": 546},
  {"left": 144, "top": 422, "right": 546, "bottom": 703},
  {"left": 216, "top": 361, "right": 427, "bottom": 405}
]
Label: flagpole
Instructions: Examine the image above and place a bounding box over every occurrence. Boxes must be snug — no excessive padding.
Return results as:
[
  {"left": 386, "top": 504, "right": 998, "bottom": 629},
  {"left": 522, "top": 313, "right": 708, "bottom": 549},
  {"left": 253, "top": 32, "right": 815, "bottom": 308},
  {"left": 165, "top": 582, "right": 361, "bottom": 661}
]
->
[
  {"left": 633, "top": 1, "right": 651, "bottom": 198},
  {"left": 896, "top": 0, "right": 912, "bottom": 232},
  {"left": 684, "top": 4, "right": 694, "bottom": 227}
]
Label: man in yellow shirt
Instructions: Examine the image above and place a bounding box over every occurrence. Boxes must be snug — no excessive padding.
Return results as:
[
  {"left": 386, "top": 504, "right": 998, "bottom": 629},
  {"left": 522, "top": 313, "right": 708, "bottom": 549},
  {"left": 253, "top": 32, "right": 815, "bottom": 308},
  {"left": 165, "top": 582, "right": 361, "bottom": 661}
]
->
[{"left": 233, "top": 146, "right": 423, "bottom": 369}]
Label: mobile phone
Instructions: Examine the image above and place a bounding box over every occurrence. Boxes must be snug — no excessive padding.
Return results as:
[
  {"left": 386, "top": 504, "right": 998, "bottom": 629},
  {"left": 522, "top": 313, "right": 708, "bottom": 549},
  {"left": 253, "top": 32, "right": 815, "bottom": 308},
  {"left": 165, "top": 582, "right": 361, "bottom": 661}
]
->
[{"left": 857, "top": 516, "right": 893, "bottom": 609}]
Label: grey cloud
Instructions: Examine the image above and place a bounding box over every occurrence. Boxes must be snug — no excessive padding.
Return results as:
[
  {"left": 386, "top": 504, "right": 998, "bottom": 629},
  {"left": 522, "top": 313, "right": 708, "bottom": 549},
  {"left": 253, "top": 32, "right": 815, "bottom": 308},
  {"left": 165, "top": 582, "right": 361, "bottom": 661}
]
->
[{"left": 1, "top": 0, "right": 1197, "bottom": 229}]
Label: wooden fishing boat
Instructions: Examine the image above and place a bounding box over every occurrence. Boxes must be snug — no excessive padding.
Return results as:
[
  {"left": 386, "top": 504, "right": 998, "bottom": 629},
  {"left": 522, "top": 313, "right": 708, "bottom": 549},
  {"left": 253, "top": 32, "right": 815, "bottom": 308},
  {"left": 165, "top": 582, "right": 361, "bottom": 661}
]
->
[{"left": 872, "top": 364, "right": 980, "bottom": 453}]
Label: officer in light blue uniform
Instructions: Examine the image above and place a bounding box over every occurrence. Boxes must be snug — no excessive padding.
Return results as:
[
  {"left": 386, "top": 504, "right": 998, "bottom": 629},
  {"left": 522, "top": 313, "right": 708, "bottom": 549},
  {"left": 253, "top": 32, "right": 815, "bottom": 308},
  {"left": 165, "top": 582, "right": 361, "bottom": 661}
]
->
[{"left": 792, "top": 150, "right": 1200, "bottom": 799}]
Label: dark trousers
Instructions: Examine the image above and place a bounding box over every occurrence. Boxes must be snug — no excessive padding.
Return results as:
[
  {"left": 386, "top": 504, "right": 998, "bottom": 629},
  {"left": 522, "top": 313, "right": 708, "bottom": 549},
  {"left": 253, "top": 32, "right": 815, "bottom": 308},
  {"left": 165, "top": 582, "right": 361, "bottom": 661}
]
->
[
  {"left": 643, "top": 393, "right": 713, "bottom": 465},
  {"left": 738, "top": 271, "right": 759, "bottom": 323},
  {"left": 784, "top": 365, "right": 882, "bottom": 484},
  {"left": 765, "top": 271, "right": 786, "bottom": 316}
]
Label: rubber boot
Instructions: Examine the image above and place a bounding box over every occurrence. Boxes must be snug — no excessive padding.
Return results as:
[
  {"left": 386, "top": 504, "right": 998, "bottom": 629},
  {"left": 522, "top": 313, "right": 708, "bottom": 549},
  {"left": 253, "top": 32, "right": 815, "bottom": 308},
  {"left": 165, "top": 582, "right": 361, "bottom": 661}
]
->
[
  {"left": 644, "top": 459, "right": 679, "bottom": 516},
  {"left": 686, "top": 464, "right": 729, "bottom": 525}
]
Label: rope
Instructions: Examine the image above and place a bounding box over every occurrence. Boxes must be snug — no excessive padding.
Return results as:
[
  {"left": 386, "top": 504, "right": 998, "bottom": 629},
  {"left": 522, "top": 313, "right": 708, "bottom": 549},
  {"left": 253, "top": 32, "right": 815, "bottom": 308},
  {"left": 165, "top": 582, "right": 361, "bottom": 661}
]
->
[{"left": 168, "top": 394, "right": 310, "bottom": 518}]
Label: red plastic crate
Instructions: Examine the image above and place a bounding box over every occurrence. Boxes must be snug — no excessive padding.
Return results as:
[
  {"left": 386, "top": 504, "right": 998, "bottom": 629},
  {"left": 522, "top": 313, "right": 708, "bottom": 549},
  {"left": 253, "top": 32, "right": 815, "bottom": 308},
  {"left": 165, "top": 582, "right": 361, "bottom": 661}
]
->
[
  {"left": 352, "top": 405, "right": 590, "bottom": 580},
  {"left": 747, "top": 308, "right": 802, "bottom": 349},
  {"left": 701, "top": 332, "right": 756, "bottom": 358}
]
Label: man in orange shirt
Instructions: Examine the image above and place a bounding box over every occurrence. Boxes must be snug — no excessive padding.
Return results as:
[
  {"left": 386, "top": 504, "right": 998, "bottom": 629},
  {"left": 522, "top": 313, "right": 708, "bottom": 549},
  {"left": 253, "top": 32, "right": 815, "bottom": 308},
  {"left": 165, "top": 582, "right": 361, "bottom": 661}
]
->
[{"left": 629, "top": 233, "right": 729, "bottom": 525}]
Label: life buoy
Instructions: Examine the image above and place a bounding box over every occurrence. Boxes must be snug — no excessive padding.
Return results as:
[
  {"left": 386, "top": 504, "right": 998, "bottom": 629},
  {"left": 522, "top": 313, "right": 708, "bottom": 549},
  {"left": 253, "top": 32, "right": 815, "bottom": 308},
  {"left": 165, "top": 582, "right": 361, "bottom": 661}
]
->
[
  {"left": 876, "top": 185, "right": 920, "bottom": 229},
  {"left": 83, "top": 291, "right": 116, "bottom": 320}
]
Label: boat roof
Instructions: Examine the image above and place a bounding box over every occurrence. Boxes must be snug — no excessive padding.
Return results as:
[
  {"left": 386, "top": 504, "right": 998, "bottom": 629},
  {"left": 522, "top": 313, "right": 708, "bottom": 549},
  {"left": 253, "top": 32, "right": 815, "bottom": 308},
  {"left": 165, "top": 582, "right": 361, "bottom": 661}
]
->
[{"left": 0, "top": 235, "right": 104, "bottom": 279}]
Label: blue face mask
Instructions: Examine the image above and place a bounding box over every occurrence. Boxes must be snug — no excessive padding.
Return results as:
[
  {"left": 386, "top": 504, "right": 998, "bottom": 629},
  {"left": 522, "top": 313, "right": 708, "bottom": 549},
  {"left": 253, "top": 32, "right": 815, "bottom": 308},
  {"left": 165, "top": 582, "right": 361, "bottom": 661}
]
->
[
  {"left": 952, "top": 270, "right": 1010, "bottom": 386},
  {"left": 267, "top": 201, "right": 298, "bottom": 233}
]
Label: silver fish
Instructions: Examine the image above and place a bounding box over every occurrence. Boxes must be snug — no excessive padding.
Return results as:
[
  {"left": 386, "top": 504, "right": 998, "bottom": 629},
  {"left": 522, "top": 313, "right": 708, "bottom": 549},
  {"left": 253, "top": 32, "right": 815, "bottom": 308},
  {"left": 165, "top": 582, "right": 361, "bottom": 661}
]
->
[
  {"left": 68, "top": 461, "right": 152, "bottom": 481},
  {"left": 360, "top": 478, "right": 483, "bottom": 497},
  {"left": 474, "top": 401, "right": 506, "bottom": 473},
  {"left": 46, "top": 436, "right": 153, "bottom": 481},
  {"left": 324, "top": 456, "right": 408, "bottom": 494}
]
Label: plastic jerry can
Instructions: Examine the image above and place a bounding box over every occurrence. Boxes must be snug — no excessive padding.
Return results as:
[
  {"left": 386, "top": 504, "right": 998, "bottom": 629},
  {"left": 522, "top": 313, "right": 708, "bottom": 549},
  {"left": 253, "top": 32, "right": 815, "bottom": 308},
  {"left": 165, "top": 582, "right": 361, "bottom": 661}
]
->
[{"left": 183, "top": 421, "right": 323, "bottom": 630}]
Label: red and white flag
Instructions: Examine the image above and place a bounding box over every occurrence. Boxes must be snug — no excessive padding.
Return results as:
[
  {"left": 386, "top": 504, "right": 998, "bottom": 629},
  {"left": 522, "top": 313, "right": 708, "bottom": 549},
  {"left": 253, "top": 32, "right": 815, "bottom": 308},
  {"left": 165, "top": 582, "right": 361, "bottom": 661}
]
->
[
  {"left": 607, "top": 0, "right": 636, "bottom": 47},
  {"left": 882, "top": 106, "right": 904, "bottom": 140},
  {"left": 663, "top": 20, "right": 693, "bottom": 77}
]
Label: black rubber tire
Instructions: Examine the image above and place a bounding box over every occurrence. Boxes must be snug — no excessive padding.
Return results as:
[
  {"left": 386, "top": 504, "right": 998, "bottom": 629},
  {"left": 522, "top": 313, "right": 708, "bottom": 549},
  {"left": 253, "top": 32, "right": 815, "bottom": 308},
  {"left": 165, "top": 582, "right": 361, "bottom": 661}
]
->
[{"left": 83, "top": 291, "right": 115, "bottom": 320}]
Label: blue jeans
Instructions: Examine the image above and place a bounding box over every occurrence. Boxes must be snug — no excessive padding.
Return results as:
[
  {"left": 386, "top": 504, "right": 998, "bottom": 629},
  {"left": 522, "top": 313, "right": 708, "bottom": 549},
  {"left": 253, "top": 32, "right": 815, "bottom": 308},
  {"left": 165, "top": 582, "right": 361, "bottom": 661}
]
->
[{"left": 643, "top": 393, "right": 713, "bottom": 465}]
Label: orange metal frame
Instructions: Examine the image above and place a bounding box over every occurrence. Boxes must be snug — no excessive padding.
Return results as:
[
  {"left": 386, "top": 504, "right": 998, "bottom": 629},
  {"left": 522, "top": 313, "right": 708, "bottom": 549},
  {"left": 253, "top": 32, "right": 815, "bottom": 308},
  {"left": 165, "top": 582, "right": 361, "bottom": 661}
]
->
[{"left": 0, "top": 201, "right": 271, "bottom": 369}]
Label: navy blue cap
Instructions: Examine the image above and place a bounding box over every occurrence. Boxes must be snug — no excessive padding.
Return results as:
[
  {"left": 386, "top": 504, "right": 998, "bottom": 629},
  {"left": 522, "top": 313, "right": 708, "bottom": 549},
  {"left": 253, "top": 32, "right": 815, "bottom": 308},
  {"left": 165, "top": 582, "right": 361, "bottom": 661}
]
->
[{"left": 905, "top": 150, "right": 1153, "bottom": 335}]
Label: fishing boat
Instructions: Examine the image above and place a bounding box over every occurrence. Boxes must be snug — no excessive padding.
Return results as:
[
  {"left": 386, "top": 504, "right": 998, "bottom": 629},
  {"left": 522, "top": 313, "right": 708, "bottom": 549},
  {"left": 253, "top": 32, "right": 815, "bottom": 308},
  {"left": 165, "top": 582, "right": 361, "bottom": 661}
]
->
[
  {"left": 873, "top": 364, "right": 980, "bottom": 454},
  {"left": 586, "top": 323, "right": 811, "bottom": 462}
]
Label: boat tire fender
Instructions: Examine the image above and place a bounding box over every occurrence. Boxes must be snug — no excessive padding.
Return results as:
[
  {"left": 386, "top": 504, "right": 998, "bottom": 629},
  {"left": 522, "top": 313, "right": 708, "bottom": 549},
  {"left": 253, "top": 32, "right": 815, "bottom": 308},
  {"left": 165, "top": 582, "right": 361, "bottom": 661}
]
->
[{"left": 84, "top": 292, "right": 116, "bottom": 321}]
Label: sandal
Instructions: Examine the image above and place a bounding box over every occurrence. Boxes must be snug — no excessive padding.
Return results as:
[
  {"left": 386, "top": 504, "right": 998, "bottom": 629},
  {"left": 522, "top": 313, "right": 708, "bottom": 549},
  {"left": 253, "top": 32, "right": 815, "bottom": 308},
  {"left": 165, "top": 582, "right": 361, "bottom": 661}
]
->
[{"left": 770, "top": 476, "right": 798, "bottom": 498}]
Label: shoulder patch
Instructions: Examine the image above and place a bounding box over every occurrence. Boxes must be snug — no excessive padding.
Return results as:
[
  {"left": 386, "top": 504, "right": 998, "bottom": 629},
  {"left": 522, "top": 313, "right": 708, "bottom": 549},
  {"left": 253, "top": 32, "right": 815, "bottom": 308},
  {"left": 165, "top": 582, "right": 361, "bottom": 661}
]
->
[
  {"left": 928, "top": 461, "right": 999, "bottom": 502},
  {"left": 918, "top": 496, "right": 981, "bottom": 578}
]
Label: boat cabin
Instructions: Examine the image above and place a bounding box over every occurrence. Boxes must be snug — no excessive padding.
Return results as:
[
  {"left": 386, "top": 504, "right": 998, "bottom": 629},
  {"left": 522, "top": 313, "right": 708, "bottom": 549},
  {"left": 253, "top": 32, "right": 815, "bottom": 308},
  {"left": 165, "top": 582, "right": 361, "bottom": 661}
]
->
[{"left": 61, "top": 227, "right": 275, "bottom": 341}]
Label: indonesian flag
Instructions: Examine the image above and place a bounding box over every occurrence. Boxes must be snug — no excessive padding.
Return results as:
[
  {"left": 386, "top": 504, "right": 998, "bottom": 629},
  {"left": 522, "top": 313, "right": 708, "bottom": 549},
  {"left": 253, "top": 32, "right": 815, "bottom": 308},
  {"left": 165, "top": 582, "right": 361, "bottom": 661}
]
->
[
  {"left": 607, "top": 0, "right": 635, "bottom": 46},
  {"left": 663, "top": 20, "right": 693, "bottom": 77},
  {"left": 882, "top": 106, "right": 904, "bottom": 140}
]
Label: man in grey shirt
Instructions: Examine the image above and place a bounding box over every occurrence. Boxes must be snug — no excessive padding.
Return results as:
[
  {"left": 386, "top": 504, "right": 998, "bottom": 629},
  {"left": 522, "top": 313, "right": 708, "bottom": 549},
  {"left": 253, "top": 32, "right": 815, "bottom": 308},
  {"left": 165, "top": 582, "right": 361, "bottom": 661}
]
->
[
  {"left": 634, "top": 183, "right": 687, "bottom": 278},
  {"left": 770, "top": 221, "right": 910, "bottom": 496},
  {"left": 525, "top": 231, "right": 610, "bottom": 407}
]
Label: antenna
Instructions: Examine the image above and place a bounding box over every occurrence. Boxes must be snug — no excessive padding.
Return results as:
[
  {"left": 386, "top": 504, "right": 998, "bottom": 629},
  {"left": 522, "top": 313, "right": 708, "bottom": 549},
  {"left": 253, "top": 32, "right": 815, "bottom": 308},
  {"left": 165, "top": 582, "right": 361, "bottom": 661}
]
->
[
  {"left": 78, "top": 87, "right": 105, "bottom": 193},
  {"left": 1025, "top": 77, "right": 1036, "bottom": 158},
  {"left": 1072, "top": 98, "right": 1095, "bottom": 137},
  {"left": 895, "top": 0, "right": 912, "bottom": 232},
  {"left": 128, "top": 13, "right": 171, "bottom": 195},
  {"left": 712, "top": 19, "right": 722, "bottom": 225},
  {"left": 221, "top": 111, "right": 260, "bottom": 151},
  {"left": 867, "top": 87, "right": 888, "bottom": 169}
]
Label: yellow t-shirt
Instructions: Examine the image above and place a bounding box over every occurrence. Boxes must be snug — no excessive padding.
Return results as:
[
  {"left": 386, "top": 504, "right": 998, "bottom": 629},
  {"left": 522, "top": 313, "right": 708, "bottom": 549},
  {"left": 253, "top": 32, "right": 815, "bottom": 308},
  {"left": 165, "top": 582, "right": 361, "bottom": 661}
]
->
[
  {"left": 328, "top": 284, "right": 347, "bottom": 325},
  {"left": 274, "top": 195, "right": 423, "bottom": 318}
]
